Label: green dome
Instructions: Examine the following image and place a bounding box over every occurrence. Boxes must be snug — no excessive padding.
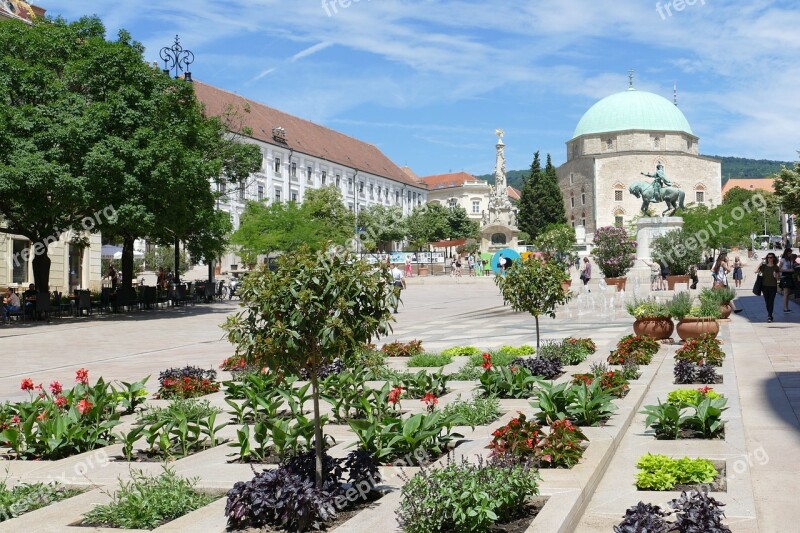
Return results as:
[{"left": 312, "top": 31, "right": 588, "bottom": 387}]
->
[{"left": 572, "top": 89, "right": 693, "bottom": 139}]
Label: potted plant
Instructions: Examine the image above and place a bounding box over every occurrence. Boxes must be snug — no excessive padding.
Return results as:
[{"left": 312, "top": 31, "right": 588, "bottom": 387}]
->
[
  {"left": 592, "top": 226, "right": 636, "bottom": 291},
  {"left": 651, "top": 229, "right": 702, "bottom": 290},
  {"left": 699, "top": 287, "right": 737, "bottom": 319},
  {"left": 626, "top": 297, "right": 673, "bottom": 339},
  {"left": 669, "top": 292, "right": 721, "bottom": 341}
]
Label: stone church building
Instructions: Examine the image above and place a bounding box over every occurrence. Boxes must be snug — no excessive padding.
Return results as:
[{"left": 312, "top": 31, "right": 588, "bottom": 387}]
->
[{"left": 556, "top": 84, "right": 722, "bottom": 241}]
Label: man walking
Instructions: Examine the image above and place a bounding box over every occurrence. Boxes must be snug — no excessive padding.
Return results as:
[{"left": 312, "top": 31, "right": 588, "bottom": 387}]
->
[{"left": 390, "top": 263, "right": 406, "bottom": 313}]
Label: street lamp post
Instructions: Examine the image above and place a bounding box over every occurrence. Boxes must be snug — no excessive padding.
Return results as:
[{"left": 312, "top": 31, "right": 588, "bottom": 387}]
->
[{"left": 160, "top": 35, "right": 194, "bottom": 287}]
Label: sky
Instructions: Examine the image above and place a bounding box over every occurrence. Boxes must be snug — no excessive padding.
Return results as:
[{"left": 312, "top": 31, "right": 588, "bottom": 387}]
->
[{"left": 38, "top": 0, "right": 800, "bottom": 177}]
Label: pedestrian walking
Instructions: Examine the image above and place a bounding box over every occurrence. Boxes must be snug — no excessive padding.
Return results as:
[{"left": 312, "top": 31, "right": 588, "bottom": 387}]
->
[
  {"left": 390, "top": 263, "right": 406, "bottom": 313},
  {"left": 404, "top": 256, "right": 413, "bottom": 278},
  {"left": 580, "top": 257, "right": 591, "bottom": 291},
  {"left": 713, "top": 252, "right": 741, "bottom": 313},
  {"left": 468, "top": 253, "right": 476, "bottom": 277},
  {"left": 779, "top": 248, "right": 795, "bottom": 313},
  {"left": 757, "top": 253, "right": 780, "bottom": 322},
  {"left": 732, "top": 256, "right": 743, "bottom": 288}
]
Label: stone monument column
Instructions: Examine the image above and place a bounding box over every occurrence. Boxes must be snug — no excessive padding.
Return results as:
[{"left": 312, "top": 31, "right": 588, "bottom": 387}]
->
[{"left": 480, "top": 129, "right": 520, "bottom": 252}]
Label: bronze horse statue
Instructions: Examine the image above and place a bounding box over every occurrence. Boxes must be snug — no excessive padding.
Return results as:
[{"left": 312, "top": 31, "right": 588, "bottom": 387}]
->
[{"left": 628, "top": 181, "right": 685, "bottom": 216}]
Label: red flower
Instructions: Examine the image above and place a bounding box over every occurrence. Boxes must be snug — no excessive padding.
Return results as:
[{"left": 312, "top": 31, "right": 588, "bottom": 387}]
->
[
  {"left": 482, "top": 352, "right": 492, "bottom": 370},
  {"left": 697, "top": 386, "right": 713, "bottom": 395},
  {"left": 49, "top": 381, "right": 63, "bottom": 396},
  {"left": 55, "top": 396, "right": 68, "bottom": 409},
  {"left": 421, "top": 393, "right": 438, "bottom": 412},
  {"left": 76, "top": 368, "right": 89, "bottom": 385},
  {"left": 510, "top": 418, "right": 519, "bottom": 427},
  {"left": 36, "top": 412, "right": 47, "bottom": 421},
  {"left": 77, "top": 399, "right": 93, "bottom": 415},
  {"left": 388, "top": 386, "right": 404, "bottom": 405},
  {"left": 20, "top": 378, "right": 34, "bottom": 391}
]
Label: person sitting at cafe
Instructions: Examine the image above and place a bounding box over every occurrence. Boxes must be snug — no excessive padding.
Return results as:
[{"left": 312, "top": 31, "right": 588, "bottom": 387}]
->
[
  {"left": 106, "top": 265, "right": 118, "bottom": 290},
  {"left": 3, "top": 287, "right": 21, "bottom": 324},
  {"left": 22, "top": 283, "right": 36, "bottom": 318}
]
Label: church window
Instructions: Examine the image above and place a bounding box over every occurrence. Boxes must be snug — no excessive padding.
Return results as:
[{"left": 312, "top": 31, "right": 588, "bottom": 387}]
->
[
  {"left": 581, "top": 212, "right": 586, "bottom": 227},
  {"left": 696, "top": 191, "right": 705, "bottom": 204},
  {"left": 615, "top": 189, "right": 623, "bottom": 202},
  {"left": 570, "top": 195, "right": 575, "bottom": 208},
  {"left": 581, "top": 193, "right": 586, "bottom": 205},
  {"left": 615, "top": 215, "right": 624, "bottom": 227},
  {"left": 571, "top": 215, "right": 575, "bottom": 228},
  {"left": 654, "top": 136, "right": 661, "bottom": 149},
  {"left": 687, "top": 139, "right": 693, "bottom": 150},
  {"left": 569, "top": 173, "right": 574, "bottom": 185},
  {"left": 606, "top": 139, "right": 613, "bottom": 150}
]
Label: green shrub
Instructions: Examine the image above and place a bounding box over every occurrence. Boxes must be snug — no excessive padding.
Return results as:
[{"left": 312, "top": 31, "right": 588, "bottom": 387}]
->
[
  {"left": 641, "top": 395, "right": 727, "bottom": 439},
  {"left": 635, "top": 453, "right": 717, "bottom": 490},
  {"left": 668, "top": 291, "right": 693, "bottom": 320},
  {"left": 496, "top": 345, "right": 536, "bottom": 357},
  {"left": 381, "top": 340, "right": 424, "bottom": 357},
  {"left": 447, "top": 364, "right": 483, "bottom": 381},
  {"left": 626, "top": 297, "right": 671, "bottom": 319},
  {"left": 529, "top": 380, "right": 618, "bottom": 426},
  {"left": 396, "top": 455, "right": 539, "bottom": 533},
  {"left": 468, "top": 351, "right": 522, "bottom": 367},
  {"left": 667, "top": 387, "right": 722, "bottom": 407},
  {"left": 136, "top": 399, "right": 221, "bottom": 424},
  {"left": 0, "top": 481, "right": 83, "bottom": 522},
  {"left": 479, "top": 367, "right": 540, "bottom": 399},
  {"left": 81, "top": 468, "right": 214, "bottom": 529},
  {"left": 440, "top": 346, "right": 482, "bottom": 357},
  {"left": 441, "top": 395, "right": 501, "bottom": 426},
  {"left": 407, "top": 353, "right": 453, "bottom": 368},
  {"left": 538, "top": 339, "right": 590, "bottom": 365}
]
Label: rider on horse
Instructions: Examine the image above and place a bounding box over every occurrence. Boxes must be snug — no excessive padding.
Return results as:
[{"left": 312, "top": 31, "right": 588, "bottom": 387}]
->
[{"left": 641, "top": 164, "right": 672, "bottom": 202}]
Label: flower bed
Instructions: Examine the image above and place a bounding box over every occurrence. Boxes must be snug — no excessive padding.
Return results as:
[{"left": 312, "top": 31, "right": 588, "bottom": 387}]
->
[
  {"left": 608, "top": 334, "right": 660, "bottom": 365},
  {"left": 635, "top": 454, "right": 725, "bottom": 492},
  {"left": 674, "top": 334, "right": 724, "bottom": 366},
  {"left": 640, "top": 387, "right": 727, "bottom": 439},
  {"left": 572, "top": 370, "right": 630, "bottom": 398},
  {"left": 488, "top": 412, "right": 588, "bottom": 468},
  {"left": 156, "top": 366, "right": 220, "bottom": 399},
  {"left": 0, "top": 480, "right": 84, "bottom": 522}
]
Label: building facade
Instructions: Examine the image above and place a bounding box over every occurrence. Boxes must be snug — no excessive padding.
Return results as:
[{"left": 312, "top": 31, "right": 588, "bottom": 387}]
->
[
  {"left": 192, "top": 82, "right": 427, "bottom": 270},
  {"left": 0, "top": 0, "right": 44, "bottom": 23},
  {"left": 557, "top": 86, "right": 722, "bottom": 241},
  {"left": 418, "top": 171, "right": 520, "bottom": 223}
]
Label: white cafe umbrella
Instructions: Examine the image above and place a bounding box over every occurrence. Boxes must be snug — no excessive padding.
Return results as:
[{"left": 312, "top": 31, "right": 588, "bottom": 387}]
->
[
  {"left": 113, "top": 250, "right": 144, "bottom": 260},
  {"left": 101, "top": 245, "right": 123, "bottom": 259}
]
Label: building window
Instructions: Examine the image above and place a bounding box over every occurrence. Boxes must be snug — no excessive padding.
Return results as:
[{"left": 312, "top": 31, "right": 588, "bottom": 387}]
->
[
  {"left": 606, "top": 138, "right": 613, "bottom": 150},
  {"left": 615, "top": 215, "right": 624, "bottom": 227},
  {"left": 396, "top": 191, "right": 400, "bottom": 203},
  {"left": 571, "top": 216, "right": 575, "bottom": 228},
  {"left": 321, "top": 171, "right": 327, "bottom": 185},
  {"left": 12, "top": 239, "right": 29, "bottom": 284},
  {"left": 687, "top": 140, "right": 693, "bottom": 150},
  {"left": 359, "top": 182, "right": 364, "bottom": 194},
  {"left": 218, "top": 182, "right": 226, "bottom": 196},
  {"left": 407, "top": 191, "right": 412, "bottom": 203},
  {"left": 257, "top": 185, "right": 264, "bottom": 201},
  {"left": 239, "top": 186, "right": 246, "bottom": 201},
  {"left": 291, "top": 190, "right": 298, "bottom": 202},
  {"left": 581, "top": 193, "right": 586, "bottom": 205},
  {"left": 581, "top": 212, "right": 586, "bottom": 227},
  {"left": 696, "top": 191, "right": 705, "bottom": 204},
  {"left": 570, "top": 195, "right": 575, "bottom": 208},
  {"left": 472, "top": 200, "right": 480, "bottom": 213},
  {"left": 306, "top": 166, "right": 313, "bottom": 181},
  {"left": 274, "top": 188, "right": 281, "bottom": 203},
  {"left": 569, "top": 173, "right": 574, "bottom": 185},
  {"left": 447, "top": 198, "right": 457, "bottom": 208},
  {"left": 335, "top": 174, "right": 340, "bottom": 187},
  {"left": 369, "top": 183, "right": 374, "bottom": 198},
  {"left": 274, "top": 157, "right": 281, "bottom": 175},
  {"left": 615, "top": 189, "right": 623, "bottom": 202},
  {"left": 290, "top": 162, "right": 297, "bottom": 178},
  {"left": 654, "top": 136, "right": 661, "bottom": 149}
]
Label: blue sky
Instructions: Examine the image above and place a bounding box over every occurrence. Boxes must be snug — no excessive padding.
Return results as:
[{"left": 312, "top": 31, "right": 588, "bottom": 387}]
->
[{"left": 41, "top": 0, "right": 800, "bottom": 177}]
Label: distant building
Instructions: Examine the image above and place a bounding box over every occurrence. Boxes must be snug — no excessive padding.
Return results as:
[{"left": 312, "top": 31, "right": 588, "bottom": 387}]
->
[
  {"left": 0, "top": 0, "right": 45, "bottom": 23},
  {"left": 418, "top": 171, "right": 520, "bottom": 223},
  {"left": 192, "top": 81, "right": 427, "bottom": 269},
  {"left": 722, "top": 177, "right": 775, "bottom": 196},
  {"left": 557, "top": 83, "right": 722, "bottom": 240}
]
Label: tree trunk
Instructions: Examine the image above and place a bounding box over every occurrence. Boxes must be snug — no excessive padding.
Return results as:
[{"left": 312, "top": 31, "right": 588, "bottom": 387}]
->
[
  {"left": 535, "top": 315, "right": 540, "bottom": 348},
  {"left": 174, "top": 236, "right": 181, "bottom": 284},
  {"left": 121, "top": 236, "right": 135, "bottom": 294},
  {"left": 310, "top": 362, "right": 324, "bottom": 490},
  {"left": 31, "top": 251, "right": 51, "bottom": 292}
]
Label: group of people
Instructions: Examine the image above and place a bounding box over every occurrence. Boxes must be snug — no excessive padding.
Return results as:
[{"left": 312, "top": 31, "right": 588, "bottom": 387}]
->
[
  {"left": 754, "top": 248, "right": 799, "bottom": 323},
  {"left": 449, "top": 253, "right": 486, "bottom": 277}
]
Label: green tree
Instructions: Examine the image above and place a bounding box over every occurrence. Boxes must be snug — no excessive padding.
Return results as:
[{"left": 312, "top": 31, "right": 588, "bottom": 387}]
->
[
  {"left": 142, "top": 246, "right": 190, "bottom": 275},
  {"left": 774, "top": 158, "right": 800, "bottom": 216},
  {"left": 223, "top": 247, "right": 395, "bottom": 488},
  {"left": 231, "top": 201, "right": 324, "bottom": 264},
  {"left": 445, "top": 205, "right": 479, "bottom": 240},
  {"left": 541, "top": 154, "right": 567, "bottom": 229},
  {"left": 651, "top": 229, "right": 703, "bottom": 275},
  {"left": 357, "top": 204, "right": 405, "bottom": 252},
  {"left": 534, "top": 224, "right": 576, "bottom": 265},
  {"left": 495, "top": 258, "right": 571, "bottom": 348},
  {"left": 517, "top": 151, "right": 542, "bottom": 238},
  {"left": 303, "top": 185, "right": 355, "bottom": 243},
  {"left": 405, "top": 203, "right": 449, "bottom": 248}
]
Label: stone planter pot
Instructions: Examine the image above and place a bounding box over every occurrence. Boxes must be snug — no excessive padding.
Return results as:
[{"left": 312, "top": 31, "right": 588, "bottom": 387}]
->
[
  {"left": 676, "top": 318, "right": 720, "bottom": 341},
  {"left": 666, "top": 275, "right": 690, "bottom": 290},
  {"left": 719, "top": 303, "right": 732, "bottom": 319},
  {"left": 418, "top": 266, "right": 429, "bottom": 277},
  {"left": 605, "top": 277, "right": 627, "bottom": 291},
  {"left": 633, "top": 317, "right": 674, "bottom": 339}
]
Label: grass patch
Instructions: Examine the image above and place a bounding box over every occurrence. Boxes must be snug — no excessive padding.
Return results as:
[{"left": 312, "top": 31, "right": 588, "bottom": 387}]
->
[
  {"left": 407, "top": 353, "right": 453, "bottom": 367},
  {"left": 137, "top": 398, "right": 221, "bottom": 425},
  {"left": 81, "top": 467, "right": 215, "bottom": 529},
  {"left": 441, "top": 395, "right": 501, "bottom": 426},
  {"left": 0, "top": 481, "right": 83, "bottom": 522},
  {"left": 447, "top": 364, "right": 483, "bottom": 381}
]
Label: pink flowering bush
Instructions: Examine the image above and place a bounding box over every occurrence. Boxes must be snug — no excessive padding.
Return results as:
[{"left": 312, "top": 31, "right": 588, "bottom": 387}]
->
[{"left": 592, "top": 226, "right": 637, "bottom": 278}]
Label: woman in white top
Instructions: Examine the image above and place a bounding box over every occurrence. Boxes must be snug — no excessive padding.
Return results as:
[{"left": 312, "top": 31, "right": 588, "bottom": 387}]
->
[{"left": 779, "top": 248, "right": 795, "bottom": 313}]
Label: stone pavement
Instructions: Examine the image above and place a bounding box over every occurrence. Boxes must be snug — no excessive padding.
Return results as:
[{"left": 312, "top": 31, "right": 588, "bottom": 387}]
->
[{"left": 1, "top": 278, "right": 798, "bottom": 530}]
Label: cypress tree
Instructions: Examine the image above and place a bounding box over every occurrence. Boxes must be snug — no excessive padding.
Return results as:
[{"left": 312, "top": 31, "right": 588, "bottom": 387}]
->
[
  {"left": 539, "top": 154, "right": 567, "bottom": 230},
  {"left": 517, "top": 151, "right": 542, "bottom": 238}
]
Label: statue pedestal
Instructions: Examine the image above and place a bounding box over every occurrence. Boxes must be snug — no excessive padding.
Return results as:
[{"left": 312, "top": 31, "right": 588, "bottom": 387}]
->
[
  {"left": 481, "top": 222, "right": 519, "bottom": 253},
  {"left": 636, "top": 217, "right": 684, "bottom": 262}
]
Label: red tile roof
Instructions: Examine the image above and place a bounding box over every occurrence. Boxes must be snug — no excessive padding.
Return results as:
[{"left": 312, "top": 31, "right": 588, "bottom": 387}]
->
[
  {"left": 192, "top": 81, "right": 423, "bottom": 188},
  {"left": 507, "top": 186, "right": 521, "bottom": 200},
  {"left": 418, "top": 171, "right": 481, "bottom": 190},
  {"left": 722, "top": 177, "right": 775, "bottom": 196}
]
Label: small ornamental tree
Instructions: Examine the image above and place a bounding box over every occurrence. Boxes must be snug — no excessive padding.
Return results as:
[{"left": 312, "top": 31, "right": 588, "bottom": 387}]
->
[
  {"left": 222, "top": 245, "right": 395, "bottom": 488},
  {"left": 495, "top": 257, "right": 572, "bottom": 347},
  {"left": 651, "top": 229, "right": 702, "bottom": 276},
  {"left": 534, "top": 224, "right": 577, "bottom": 266},
  {"left": 592, "top": 226, "right": 636, "bottom": 279}
]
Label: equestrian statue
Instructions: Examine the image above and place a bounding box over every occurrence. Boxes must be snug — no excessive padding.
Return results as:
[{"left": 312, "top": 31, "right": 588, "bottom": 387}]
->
[{"left": 628, "top": 163, "right": 685, "bottom": 216}]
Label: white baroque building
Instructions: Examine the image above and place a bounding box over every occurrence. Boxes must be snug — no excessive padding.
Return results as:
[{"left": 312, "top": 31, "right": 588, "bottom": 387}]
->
[
  {"left": 418, "top": 171, "right": 520, "bottom": 223},
  {"left": 556, "top": 84, "right": 722, "bottom": 241},
  {"left": 193, "top": 82, "right": 427, "bottom": 270}
]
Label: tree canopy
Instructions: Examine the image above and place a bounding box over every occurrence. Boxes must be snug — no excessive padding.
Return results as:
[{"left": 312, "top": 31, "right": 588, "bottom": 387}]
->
[
  {"left": 774, "top": 157, "right": 800, "bottom": 217},
  {"left": 517, "top": 152, "right": 566, "bottom": 240}
]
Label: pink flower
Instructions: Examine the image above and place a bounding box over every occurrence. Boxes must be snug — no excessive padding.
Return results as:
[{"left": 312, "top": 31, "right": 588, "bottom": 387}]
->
[
  {"left": 75, "top": 368, "right": 89, "bottom": 385},
  {"left": 49, "top": 381, "right": 63, "bottom": 396},
  {"left": 36, "top": 412, "right": 46, "bottom": 421},
  {"left": 11, "top": 415, "right": 20, "bottom": 425},
  {"left": 77, "top": 399, "right": 93, "bottom": 415},
  {"left": 20, "top": 378, "right": 34, "bottom": 391},
  {"left": 55, "top": 396, "right": 68, "bottom": 409}
]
